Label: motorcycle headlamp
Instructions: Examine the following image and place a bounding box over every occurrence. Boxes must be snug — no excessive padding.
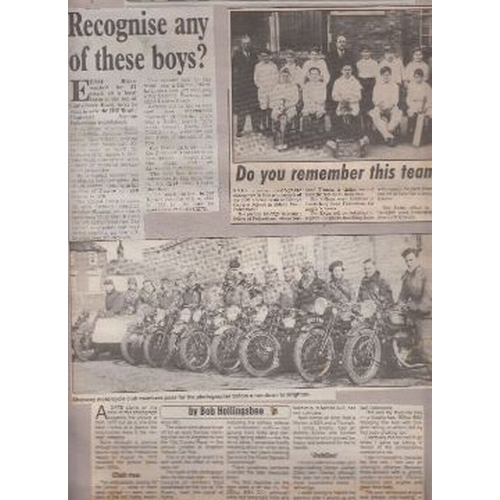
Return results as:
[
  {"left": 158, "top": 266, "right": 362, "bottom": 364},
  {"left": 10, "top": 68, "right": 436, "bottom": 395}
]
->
[
  {"left": 226, "top": 306, "right": 241, "bottom": 322},
  {"left": 251, "top": 295, "right": 263, "bottom": 307},
  {"left": 179, "top": 308, "right": 192, "bottom": 323},
  {"left": 254, "top": 305, "right": 269, "bottom": 325},
  {"left": 314, "top": 297, "right": 328, "bottom": 316},
  {"left": 192, "top": 309, "right": 203, "bottom": 323},
  {"left": 282, "top": 316, "right": 296, "bottom": 329},
  {"left": 359, "top": 300, "right": 377, "bottom": 319},
  {"left": 213, "top": 315, "right": 225, "bottom": 328},
  {"left": 155, "top": 308, "right": 167, "bottom": 323}
]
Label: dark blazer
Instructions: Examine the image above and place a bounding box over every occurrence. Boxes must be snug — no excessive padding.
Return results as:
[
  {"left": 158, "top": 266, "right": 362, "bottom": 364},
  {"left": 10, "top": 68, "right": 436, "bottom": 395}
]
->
[
  {"left": 358, "top": 270, "right": 394, "bottom": 309},
  {"left": 399, "top": 266, "right": 432, "bottom": 316},
  {"left": 232, "top": 47, "right": 259, "bottom": 114},
  {"left": 295, "top": 276, "right": 329, "bottom": 311}
]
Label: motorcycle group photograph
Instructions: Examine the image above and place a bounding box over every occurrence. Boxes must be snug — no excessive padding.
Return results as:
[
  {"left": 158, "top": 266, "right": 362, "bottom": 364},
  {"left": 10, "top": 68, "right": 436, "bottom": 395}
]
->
[{"left": 71, "top": 240, "right": 431, "bottom": 390}]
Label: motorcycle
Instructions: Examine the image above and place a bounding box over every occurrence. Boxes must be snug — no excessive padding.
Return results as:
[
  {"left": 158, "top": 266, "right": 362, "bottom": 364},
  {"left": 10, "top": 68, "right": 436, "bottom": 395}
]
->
[
  {"left": 293, "top": 297, "right": 340, "bottom": 383},
  {"left": 341, "top": 300, "right": 382, "bottom": 385},
  {"left": 120, "top": 316, "right": 152, "bottom": 366},
  {"left": 239, "top": 305, "right": 299, "bottom": 377},
  {"left": 120, "top": 302, "right": 162, "bottom": 365},
  {"left": 142, "top": 309, "right": 176, "bottom": 368},
  {"left": 342, "top": 302, "right": 427, "bottom": 383},
  {"left": 294, "top": 298, "right": 380, "bottom": 384},
  {"left": 210, "top": 305, "right": 250, "bottom": 374},
  {"left": 382, "top": 305, "right": 427, "bottom": 372},
  {"left": 168, "top": 307, "right": 212, "bottom": 371},
  {"left": 71, "top": 311, "right": 95, "bottom": 361}
]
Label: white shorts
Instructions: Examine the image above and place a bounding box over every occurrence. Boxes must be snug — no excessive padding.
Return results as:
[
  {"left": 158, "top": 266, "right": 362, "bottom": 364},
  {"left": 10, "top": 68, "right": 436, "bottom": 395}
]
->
[
  {"left": 302, "top": 105, "right": 325, "bottom": 117},
  {"left": 258, "top": 88, "right": 272, "bottom": 110}
]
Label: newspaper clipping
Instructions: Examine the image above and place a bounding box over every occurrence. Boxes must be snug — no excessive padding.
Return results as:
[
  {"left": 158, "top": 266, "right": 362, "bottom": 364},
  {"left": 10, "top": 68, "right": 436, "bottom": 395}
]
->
[
  {"left": 71, "top": 236, "right": 431, "bottom": 394},
  {"left": 69, "top": 6, "right": 219, "bottom": 241},
  {"left": 229, "top": 7, "right": 431, "bottom": 224},
  {"left": 91, "top": 401, "right": 424, "bottom": 499},
  {"left": 69, "top": 1, "right": 432, "bottom": 499}
]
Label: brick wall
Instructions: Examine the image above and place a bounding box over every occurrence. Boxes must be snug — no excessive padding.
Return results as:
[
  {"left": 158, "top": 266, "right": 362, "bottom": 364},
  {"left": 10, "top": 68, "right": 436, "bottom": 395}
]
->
[
  {"left": 143, "top": 238, "right": 270, "bottom": 284},
  {"left": 314, "top": 235, "right": 375, "bottom": 285},
  {"left": 314, "top": 234, "right": 429, "bottom": 298},
  {"left": 329, "top": 10, "right": 426, "bottom": 63},
  {"left": 371, "top": 234, "right": 423, "bottom": 297},
  {"left": 142, "top": 235, "right": 431, "bottom": 299},
  {"left": 70, "top": 236, "right": 431, "bottom": 317},
  {"left": 231, "top": 9, "right": 430, "bottom": 66}
]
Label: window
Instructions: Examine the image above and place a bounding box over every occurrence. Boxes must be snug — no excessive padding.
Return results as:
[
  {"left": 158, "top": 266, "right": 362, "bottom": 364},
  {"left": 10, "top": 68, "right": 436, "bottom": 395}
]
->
[
  {"left": 277, "top": 11, "right": 325, "bottom": 52},
  {"left": 88, "top": 252, "right": 97, "bottom": 266},
  {"left": 419, "top": 10, "right": 432, "bottom": 49}
]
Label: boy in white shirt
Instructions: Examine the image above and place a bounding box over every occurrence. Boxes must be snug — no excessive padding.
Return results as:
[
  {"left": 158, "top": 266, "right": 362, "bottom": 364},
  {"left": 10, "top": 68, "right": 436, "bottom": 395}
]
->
[
  {"left": 406, "top": 68, "right": 432, "bottom": 141},
  {"left": 282, "top": 50, "right": 303, "bottom": 88},
  {"left": 269, "top": 68, "right": 300, "bottom": 151},
  {"left": 254, "top": 49, "right": 279, "bottom": 135},
  {"left": 369, "top": 66, "right": 403, "bottom": 146},
  {"left": 378, "top": 45, "right": 404, "bottom": 86},
  {"left": 302, "top": 47, "right": 330, "bottom": 87},
  {"left": 404, "top": 48, "right": 430, "bottom": 86},
  {"left": 303, "top": 67, "right": 326, "bottom": 116},
  {"left": 356, "top": 47, "right": 378, "bottom": 118},
  {"left": 332, "top": 64, "right": 362, "bottom": 116},
  {"left": 331, "top": 63, "right": 363, "bottom": 139},
  {"left": 301, "top": 67, "right": 327, "bottom": 148}
]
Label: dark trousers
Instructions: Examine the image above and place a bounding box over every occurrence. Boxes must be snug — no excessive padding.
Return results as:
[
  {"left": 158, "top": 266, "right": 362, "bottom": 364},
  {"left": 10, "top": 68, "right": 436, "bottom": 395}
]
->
[
  {"left": 302, "top": 114, "right": 326, "bottom": 148},
  {"left": 407, "top": 114, "right": 432, "bottom": 144},
  {"left": 414, "top": 315, "right": 432, "bottom": 364},
  {"left": 236, "top": 112, "right": 260, "bottom": 134},
  {"left": 333, "top": 113, "right": 362, "bottom": 141}
]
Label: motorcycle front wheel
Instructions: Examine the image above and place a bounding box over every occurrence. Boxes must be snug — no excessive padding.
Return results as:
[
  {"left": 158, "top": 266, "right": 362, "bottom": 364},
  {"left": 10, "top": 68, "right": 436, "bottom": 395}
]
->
[
  {"left": 239, "top": 331, "right": 280, "bottom": 377},
  {"left": 143, "top": 331, "right": 170, "bottom": 368},
  {"left": 178, "top": 330, "right": 211, "bottom": 371},
  {"left": 343, "top": 329, "right": 382, "bottom": 385},
  {"left": 210, "top": 327, "right": 242, "bottom": 374},
  {"left": 293, "top": 328, "right": 334, "bottom": 382},
  {"left": 72, "top": 326, "right": 96, "bottom": 362},
  {"left": 120, "top": 326, "right": 144, "bottom": 365}
]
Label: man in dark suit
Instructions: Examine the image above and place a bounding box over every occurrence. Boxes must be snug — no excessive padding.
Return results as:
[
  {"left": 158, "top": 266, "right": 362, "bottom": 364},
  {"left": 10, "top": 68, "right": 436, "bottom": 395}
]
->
[
  {"left": 398, "top": 247, "right": 432, "bottom": 364},
  {"left": 232, "top": 35, "right": 260, "bottom": 137},
  {"left": 103, "top": 278, "right": 125, "bottom": 316},
  {"left": 326, "top": 35, "right": 356, "bottom": 130},
  {"left": 357, "top": 258, "right": 394, "bottom": 310}
]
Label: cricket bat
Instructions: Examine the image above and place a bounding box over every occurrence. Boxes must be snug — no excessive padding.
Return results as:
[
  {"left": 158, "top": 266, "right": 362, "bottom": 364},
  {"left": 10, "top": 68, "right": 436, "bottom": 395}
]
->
[{"left": 412, "top": 113, "right": 425, "bottom": 147}]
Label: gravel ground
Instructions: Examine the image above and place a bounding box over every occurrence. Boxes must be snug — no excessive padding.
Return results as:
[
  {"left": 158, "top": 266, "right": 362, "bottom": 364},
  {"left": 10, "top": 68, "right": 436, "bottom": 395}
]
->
[
  {"left": 71, "top": 356, "right": 431, "bottom": 394},
  {"left": 233, "top": 130, "right": 431, "bottom": 162}
]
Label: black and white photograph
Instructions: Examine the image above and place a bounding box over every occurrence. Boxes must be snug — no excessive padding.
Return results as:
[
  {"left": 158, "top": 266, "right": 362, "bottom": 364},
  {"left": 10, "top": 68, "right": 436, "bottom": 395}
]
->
[
  {"left": 71, "top": 235, "right": 431, "bottom": 394},
  {"left": 231, "top": 7, "right": 432, "bottom": 161}
]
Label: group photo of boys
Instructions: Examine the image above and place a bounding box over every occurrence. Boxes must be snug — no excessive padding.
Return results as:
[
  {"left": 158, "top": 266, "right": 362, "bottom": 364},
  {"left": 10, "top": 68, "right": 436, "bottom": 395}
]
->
[{"left": 230, "top": 8, "right": 432, "bottom": 161}]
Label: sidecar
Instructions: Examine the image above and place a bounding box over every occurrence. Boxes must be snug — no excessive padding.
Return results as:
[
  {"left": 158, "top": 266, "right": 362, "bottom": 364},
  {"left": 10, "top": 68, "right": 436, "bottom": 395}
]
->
[{"left": 72, "top": 314, "right": 139, "bottom": 361}]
